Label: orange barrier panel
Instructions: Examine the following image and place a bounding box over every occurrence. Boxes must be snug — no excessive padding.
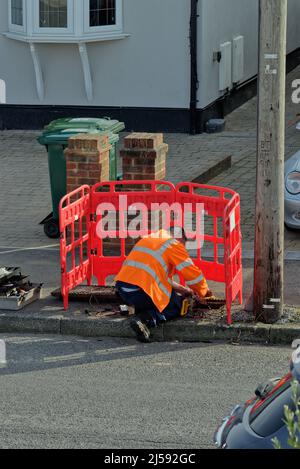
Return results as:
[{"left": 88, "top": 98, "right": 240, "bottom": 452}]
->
[{"left": 59, "top": 181, "right": 243, "bottom": 324}]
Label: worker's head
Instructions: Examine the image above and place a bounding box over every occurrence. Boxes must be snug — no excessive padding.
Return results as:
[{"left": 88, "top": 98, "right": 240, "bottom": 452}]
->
[{"left": 169, "top": 226, "right": 188, "bottom": 245}]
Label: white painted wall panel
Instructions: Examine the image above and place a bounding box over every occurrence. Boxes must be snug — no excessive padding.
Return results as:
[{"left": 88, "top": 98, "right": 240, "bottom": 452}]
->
[
  {"left": 198, "top": 0, "right": 300, "bottom": 108},
  {"left": 198, "top": 0, "right": 259, "bottom": 108},
  {"left": 287, "top": 0, "right": 300, "bottom": 53},
  {"left": 219, "top": 41, "right": 232, "bottom": 91},
  {"left": 0, "top": 0, "right": 190, "bottom": 108},
  {"left": 232, "top": 35, "right": 244, "bottom": 84},
  {"left": 1, "top": 0, "right": 300, "bottom": 110}
]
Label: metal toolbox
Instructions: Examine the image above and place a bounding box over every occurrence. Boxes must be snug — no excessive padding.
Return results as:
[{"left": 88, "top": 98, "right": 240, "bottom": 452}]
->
[{"left": 0, "top": 283, "right": 42, "bottom": 311}]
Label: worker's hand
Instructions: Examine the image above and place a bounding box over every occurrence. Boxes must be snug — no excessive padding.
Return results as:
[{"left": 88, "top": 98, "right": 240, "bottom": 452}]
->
[
  {"left": 193, "top": 290, "right": 213, "bottom": 303},
  {"left": 171, "top": 281, "right": 193, "bottom": 297},
  {"left": 183, "top": 287, "right": 194, "bottom": 298},
  {"left": 177, "top": 285, "right": 193, "bottom": 298}
]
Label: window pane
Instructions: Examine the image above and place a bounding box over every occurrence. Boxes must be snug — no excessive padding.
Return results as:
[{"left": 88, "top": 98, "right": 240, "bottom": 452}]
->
[
  {"left": 39, "top": 0, "right": 68, "bottom": 28},
  {"left": 250, "top": 383, "right": 299, "bottom": 437},
  {"left": 90, "top": 0, "right": 116, "bottom": 27},
  {"left": 11, "top": 0, "right": 23, "bottom": 26}
]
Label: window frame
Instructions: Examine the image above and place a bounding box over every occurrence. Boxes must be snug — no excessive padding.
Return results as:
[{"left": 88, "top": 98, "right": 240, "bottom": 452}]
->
[
  {"left": 33, "top": 0, "right": 75, "bottom": 36},
  {"left": 9, "top": 0, "right": 26, "bottom": 33},
  {"left": 83, "top": 0, "right": 123, "bottom": 36},
  {"left": 7, "top": 0, "right": 126, "bottom": 42}
]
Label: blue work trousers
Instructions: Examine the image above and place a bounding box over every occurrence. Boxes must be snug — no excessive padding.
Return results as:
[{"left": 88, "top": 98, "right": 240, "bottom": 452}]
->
[{"left": 116, "top": 281, "right": 183, "bottom": 327}]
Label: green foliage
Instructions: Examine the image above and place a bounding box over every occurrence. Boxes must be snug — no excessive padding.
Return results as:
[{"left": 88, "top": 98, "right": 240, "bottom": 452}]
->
[{"left": 273, "top": 380, "right": 300, "bottom": 449}]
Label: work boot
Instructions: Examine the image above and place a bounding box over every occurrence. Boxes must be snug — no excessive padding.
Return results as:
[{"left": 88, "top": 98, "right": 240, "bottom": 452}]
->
[{"left": 130, "top": 318, "right": 151, "bottom": 343}]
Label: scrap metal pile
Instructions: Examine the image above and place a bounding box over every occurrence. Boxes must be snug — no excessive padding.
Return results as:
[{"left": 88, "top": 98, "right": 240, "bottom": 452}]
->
[{"left": 0, "top": 267, "right": 42, "bottom": 310}]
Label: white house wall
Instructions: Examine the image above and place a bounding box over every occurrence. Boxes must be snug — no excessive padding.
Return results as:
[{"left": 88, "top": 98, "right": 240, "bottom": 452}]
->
[
  {"left": 1, "top": 0, "right": 300, "bottom": 111},
  {"left": 286, "top": 0, "right": 300, "bottom": 53},
  {"left": 0, "top": 0, "right": 190, "bottom": 107},
  {"left": 198, "top": 0, "right": 300, "bottom": 109}
]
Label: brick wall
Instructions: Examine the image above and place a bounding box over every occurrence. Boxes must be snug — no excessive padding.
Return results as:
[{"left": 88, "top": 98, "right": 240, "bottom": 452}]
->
[{"left": 65, "top": 133, "right": 111, "bottom": 193}]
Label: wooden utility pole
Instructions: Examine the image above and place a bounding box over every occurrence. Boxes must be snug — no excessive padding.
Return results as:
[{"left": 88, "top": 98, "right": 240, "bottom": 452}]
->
[{"left": 254, "top": 0, "right": 287, "bottom": 323}]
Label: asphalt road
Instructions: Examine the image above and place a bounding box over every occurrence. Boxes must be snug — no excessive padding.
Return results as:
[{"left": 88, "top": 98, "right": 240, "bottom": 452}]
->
[{"left": 0, "top": 334, "right": 294, "bottom": 449}]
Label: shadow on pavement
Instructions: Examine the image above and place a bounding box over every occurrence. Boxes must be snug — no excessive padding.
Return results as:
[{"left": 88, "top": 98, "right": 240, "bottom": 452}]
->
[{"left": 0, "top": 334, "right": 217, "bottom": 377}]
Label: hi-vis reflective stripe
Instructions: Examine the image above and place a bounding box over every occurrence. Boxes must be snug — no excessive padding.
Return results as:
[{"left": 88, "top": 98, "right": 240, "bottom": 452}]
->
[
  {"left": 131, "top": 239, "right": 177, "bottom": 276},
  {"left": 157, "top": 238, "right": 177, "bottom": 255},
  {"left": 186, "top": 273, "right": 204, "bottom": 286},
  {"left": 133, "top": 246, "right": 169, "bottom": 274},
  {"left": 176, "top": 258, "right": 194, "bottom": 272},
  {"left": 124, "top": 260, "right": 171, "bottom": 299}
]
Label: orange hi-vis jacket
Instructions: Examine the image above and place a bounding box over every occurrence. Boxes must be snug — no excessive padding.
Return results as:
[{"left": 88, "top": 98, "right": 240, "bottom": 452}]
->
[{"left": 115, "top": 230, "right": 208, "bottom": 313}]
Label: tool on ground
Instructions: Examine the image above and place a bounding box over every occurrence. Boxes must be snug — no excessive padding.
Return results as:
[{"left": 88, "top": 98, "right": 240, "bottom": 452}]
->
[
  {"left": 52, "top": 285, "right": 226, "bottom": 319},
  {"left": 0, "top": 267, "right": 42, "bottom": 310},
  {"left": 120, "top": 305, "right": 130, "bottom": 316},
  {"left": 180, "top": 298, "right": 194, "bottom": 317}
]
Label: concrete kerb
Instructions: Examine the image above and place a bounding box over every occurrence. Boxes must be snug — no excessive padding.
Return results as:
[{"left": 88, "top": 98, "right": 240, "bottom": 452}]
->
[
  {"left": 161, "top": 320, "right": 272, "bottom": 344},
  {"left": 60, "top": 316, "right": 134, "bottom": 339},
  {"left": 269, "top": 324, "right": 300, "bottom": 344},
  {"left": 0, "top": 311, "right": 299, "bottom": 345},
  {"left": 0, "top": 313, "right": 61, "bottom": 335}
]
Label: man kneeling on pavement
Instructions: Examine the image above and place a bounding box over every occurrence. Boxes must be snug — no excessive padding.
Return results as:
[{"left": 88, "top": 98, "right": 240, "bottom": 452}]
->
[{"left": 115, "top": 227, "right": 212, "bottom": 343}]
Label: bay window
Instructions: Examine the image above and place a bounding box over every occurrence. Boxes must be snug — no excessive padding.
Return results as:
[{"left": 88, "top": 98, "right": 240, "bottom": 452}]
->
[
  {"left": 7, "top": 0, "right": 124, "bottom": 42},
  {"left": 5, "top": 0, "right": 127, "bottom": 102}
]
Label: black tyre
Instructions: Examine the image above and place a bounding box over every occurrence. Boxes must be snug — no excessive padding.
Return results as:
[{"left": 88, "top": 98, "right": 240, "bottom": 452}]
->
[
  {"left": 44, "top": 219, "right": 60, "bottom": 239},
  {"left": 285, "top": 223, "right": 300, "bottom": 232}
]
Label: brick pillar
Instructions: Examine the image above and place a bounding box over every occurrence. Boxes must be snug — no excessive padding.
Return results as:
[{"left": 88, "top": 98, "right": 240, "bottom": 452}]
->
[
  {"left": 120, "top": 133, "right": 168, "bottom": 181},
  {"left": 65, "top": 133, "right": 111, "bottom": 193},
  {"left": 117, "top": 133, "right": 169, "bottom": 252}
]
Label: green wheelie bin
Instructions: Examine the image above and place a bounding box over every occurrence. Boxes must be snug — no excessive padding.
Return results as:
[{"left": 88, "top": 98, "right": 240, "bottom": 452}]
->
[
  {"left": 38, "top": 127, "right": 119, "bottom": 239},
  {"left": 44, "top": 117, "right": 124, "bottom": 181}
]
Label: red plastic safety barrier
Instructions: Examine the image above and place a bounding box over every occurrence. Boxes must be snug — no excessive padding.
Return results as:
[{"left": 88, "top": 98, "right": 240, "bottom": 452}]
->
[
  {"left": 59, "top": 185, "right": 91, "bottom": 310},
  {"left": 59, "top": 181, "right": 243, "bottom": 324},
  {"left": 90, "top": 180, "right": 175, "bottom": 286},
  {"left": 175, "top": 183, "right": 243, "bottom": 324}
]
